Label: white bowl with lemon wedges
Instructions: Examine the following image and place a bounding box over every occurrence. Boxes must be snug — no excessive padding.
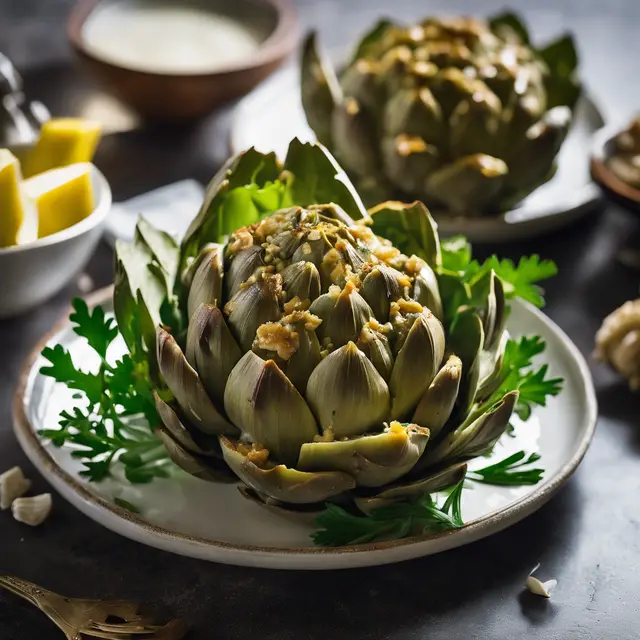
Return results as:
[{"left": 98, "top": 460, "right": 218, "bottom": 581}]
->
[{"left": 0, "top": 118, "right": 111, "bottom": 318}]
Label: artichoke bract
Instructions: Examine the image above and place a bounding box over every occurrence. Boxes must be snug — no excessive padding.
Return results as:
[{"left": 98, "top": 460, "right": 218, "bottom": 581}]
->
[
  {"left": 114, "top": 140, "right": 515, "bottom": 509},
  {"left": 300, "top": 12, "right": 581, "bottom": 215}
]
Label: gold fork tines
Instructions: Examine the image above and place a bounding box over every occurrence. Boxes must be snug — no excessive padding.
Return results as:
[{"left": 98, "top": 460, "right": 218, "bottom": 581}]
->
[{"left": 0, "top": 574, "right": 188, "bottom": 640}]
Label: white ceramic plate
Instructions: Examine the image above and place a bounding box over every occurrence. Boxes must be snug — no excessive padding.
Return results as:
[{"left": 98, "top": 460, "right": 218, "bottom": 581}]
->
[
  {"left": 14, "top": 288, "right": 596, "bottom": 570},
  {"left": 230, "top": 65, "right": 605, "bottom": 243}
]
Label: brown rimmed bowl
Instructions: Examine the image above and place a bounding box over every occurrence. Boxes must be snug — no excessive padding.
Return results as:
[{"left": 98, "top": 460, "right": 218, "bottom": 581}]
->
[
  {"left": 67, "top": 0, "right": 300, "bottom": 121},
  {"left": 590, "top": 122, "right": 640, "bottom": 213}
]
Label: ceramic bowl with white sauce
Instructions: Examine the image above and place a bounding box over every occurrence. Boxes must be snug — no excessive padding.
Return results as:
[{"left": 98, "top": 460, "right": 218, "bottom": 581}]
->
[{"left": 67, "top": 0, "right": 300, "bottom": 120}]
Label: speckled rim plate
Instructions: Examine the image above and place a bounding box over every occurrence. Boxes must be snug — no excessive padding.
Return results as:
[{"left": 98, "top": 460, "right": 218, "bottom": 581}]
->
[
  {"left": 13, "top": 287, "right": 597, "bottom": 570},
  {"left": 230, "top": 65, "right": 605, "bottom": 243}
]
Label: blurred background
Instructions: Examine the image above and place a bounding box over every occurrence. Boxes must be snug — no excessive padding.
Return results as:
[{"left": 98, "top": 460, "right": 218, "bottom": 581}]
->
[{"left": 2, "top": 0, "right": 640, "bottom": 130}]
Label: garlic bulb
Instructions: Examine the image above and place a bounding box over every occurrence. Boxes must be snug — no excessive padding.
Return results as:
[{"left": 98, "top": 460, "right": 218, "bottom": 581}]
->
[
  {"left": 0, "top": 466, "right": 31, "bottom": 510},
  {"left": 594, "top": 298, "right": 640, "bottom": 389},
  {"left": 11, "top": 493, "right": 52, "bottom": 526}
]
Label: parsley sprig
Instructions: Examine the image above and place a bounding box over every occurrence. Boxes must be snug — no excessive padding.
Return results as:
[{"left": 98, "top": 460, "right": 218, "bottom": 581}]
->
[
  {"left": 312, "top": 480, "right": 464, "bottom": 547},
  {"left": 39, "top": 298, "right": 172, "bottom": 483},
  {"left": 488, "top": 336, "right": 563, "bottom": 421},
  {"left": 441, "top": 235, "right": 558, "bottom": 308},
  {"left": 469, "top": 451, "right": 544, "bottom": 486}
]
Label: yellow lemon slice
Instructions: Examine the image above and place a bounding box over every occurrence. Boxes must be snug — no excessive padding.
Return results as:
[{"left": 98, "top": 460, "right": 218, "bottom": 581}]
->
[
  {"left": 0, "top": 149, "right": 37, "bottom": 248},
  {"left": 23, "top": 163, "right": 95, "bottom": 238},
  {"left": 24, "top": 118, "right": 102, "bottom": 178}
]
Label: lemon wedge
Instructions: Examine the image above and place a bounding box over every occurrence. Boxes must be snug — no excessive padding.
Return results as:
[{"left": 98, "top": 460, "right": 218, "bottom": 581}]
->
[
  {"left": 0, "top": 149, "right": 37, "bottom": 248},
  {"left": 23, "top": 163, "right": 95, "bottom": 238},
  {"left": 24, "top": 118, "right": 102, "bottom": 178}
]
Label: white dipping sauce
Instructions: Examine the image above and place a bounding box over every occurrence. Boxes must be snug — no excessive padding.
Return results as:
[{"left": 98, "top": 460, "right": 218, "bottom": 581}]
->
[{"left": 81, "top": 1, "right": 262, "bottom": 74}]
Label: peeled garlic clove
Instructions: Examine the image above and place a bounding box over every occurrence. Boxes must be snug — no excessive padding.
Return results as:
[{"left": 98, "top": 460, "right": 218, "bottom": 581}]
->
[
  {"left": 12, "top": 493, "right": 52, "bottom": 526},
  {"left": 306, "top": 341, "right": 391, "bottom": 437},
  {"left": 0, "top": 466, "right": 31, "bottom": 510},
  {"left": 525, "top": 563, "right": 557, "bottom": 598},
  {"left": 224, "top": 352, "right": 318, "bottom": 465},
  {"left": 298, "top": 422, "right": 429, "bottom": 487},
  {"left": 220, "top": 436, "right": 355, "bottom": 504}
]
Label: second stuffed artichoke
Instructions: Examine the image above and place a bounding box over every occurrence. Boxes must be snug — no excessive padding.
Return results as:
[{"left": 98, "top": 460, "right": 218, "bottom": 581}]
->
[{"left": 301, "top": 12, "right": 581, "bottom": 215}]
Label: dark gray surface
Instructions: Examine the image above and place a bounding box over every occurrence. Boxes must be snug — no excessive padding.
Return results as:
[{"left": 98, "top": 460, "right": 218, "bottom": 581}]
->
[{"left": 1, "top": 1, "right": 640, "bottom": 638}]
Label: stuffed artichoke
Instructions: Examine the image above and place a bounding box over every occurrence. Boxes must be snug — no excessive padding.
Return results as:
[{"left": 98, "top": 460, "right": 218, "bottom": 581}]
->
[
  {"left": 300, "top": 12, "right": 581, "bottom": 215},
  {"left": 113, "top": 140, "right": 516, "bottom": 510}
]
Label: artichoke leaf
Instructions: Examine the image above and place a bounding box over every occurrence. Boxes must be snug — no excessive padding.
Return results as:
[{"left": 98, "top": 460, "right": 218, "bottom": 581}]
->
[
  {"left": 354, "top": 462, "right": 467, "bottom": 513},
  {"left": 390, "top": 312, "right": 446, "bottom": 418},
  {"left": 300, "top": 32, "right": 343, "bottom": 147},
  {"left": 446, "top": 308, "right": 484, "bottom": 423},
  {"left": 225, "top": 272, "right": 283, "bottom": 352},
  {"left": 224, "top": 352, "right": 318, "bottom": 465},
  {"left": 306, "top": 342, "right": 391, "bottom": 438},
  {"left": 384, "top": 88, "right": 443, "bottom": 144},
  {"left": 488, "top": 11, "right": 530, "bottom": 44},
  {"left": 477, "top": 331, "right": 509, "bottom": 401},
  {"left": 155, "top": 427, "right": 236, "bottom": 483},
  {"left": 285, "top": 320, "right": 323, "bottom": 393},
  {"left": 368, "top": 200, "right": 441, "bottom": 268},
  {"left": 340, "top": 59, "right": 384, "bottom": 116},
  {"left": 422, "top": 391, "right": 518, "bottom": 465},
  {"left": 324, "top": 283, "right": 374, "bottom": 348},
  {"left": 381, "top": 135, "right": 440, "bottom": 198},
  {"left": 157, "top": 327, "right": 236, "bottom": 436},
  {"left": 361, "top": 263, "right": 409, "bottom": 321},
  {"left": 424, "top": 154, "right": 508, "bottom": 214},
  {"left": 349, "top": 18, "right": 396, "bottom": 61},
  {"left": 449, "top": 89, "right": 502, "bottom": 159},
  {"left": 155, "top": 393, "right": 223, "bottom": 457},
  {"left": 297, "top": 423, "right": 430, "bottom": 488},
  {"left": 331, "top": 98, "right": 381, "bottom": 178},
  {"left": 357, "top": 321, "right": 394, "bottom": 381},
  {"left": 187, "top": 244, "right": 224, "bottom": 319},
  {"left": 283, "top": 139, "right": 370, "bottom": 223},
  {"left": 220, "top": 436, "right": 355, "bottom": 504},
  {"left": 537, "top": 34, "right": 581, "bottom": 109},
  {"left": 502, "top": 106, "right": 571, "bottom": 198},
  {"left": 225, "top": 245, "right": 265, "bottom": 300},
  {"left": 179, "top": 147, "right": 280, "bottom": 273},
  {"left": 413, "top": 262, "right": 444, "bottom": 321},
  {"left": 412, "top": 354, "right": 462, "bottom": 438},
  {"left": 281, "top": 261, "right": 322, "bottom": 303},
  {"left": 185, "top": 304, "right": 242, "bottom": 406},
  {"left": 135, "top": 217, "right": 179, "bottom": 289}
]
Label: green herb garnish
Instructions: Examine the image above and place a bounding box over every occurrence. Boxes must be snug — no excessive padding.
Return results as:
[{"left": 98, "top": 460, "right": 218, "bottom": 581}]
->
[
  {"left": 469, "top": 451, "right": 544, "bottom": 486},
  {"left": 39, "top": 298, "right": 171, "bottom": 483},
  {"left": 312, "top": 479, "right": 465, "bottom": 547}
]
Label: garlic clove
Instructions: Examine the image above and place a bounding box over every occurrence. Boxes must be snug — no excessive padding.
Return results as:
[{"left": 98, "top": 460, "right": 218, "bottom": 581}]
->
[
  {"left": 0, "top": 466, "right": 32, "bottom": 510},
  {"left": 525, "top": 563, "right": 557, "bottom": 598},
  {"left": 11, "top": 493, "right": 52, "bottom": 526}
]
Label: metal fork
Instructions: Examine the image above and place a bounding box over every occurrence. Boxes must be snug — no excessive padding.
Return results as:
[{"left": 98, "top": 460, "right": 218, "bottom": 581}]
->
[{"left": 0, "top": 574, "right": 188, "bottom": 639}]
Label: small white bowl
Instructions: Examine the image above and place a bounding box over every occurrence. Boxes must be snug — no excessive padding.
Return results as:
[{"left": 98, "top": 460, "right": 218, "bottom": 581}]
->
[{"left": 0, "top": 145, "right": 111, "bottom": 319}]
